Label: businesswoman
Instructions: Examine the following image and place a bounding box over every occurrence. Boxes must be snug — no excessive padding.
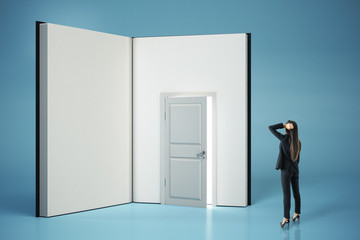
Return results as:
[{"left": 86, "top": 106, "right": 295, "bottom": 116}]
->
[{"left": 269, "top": 121, "right": 301, "bottom": 228}]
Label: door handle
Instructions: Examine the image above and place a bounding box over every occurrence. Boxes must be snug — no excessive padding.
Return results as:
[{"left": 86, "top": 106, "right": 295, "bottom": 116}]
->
[{"left": 196, "top": 151, "right": 206, "bottom": 158}]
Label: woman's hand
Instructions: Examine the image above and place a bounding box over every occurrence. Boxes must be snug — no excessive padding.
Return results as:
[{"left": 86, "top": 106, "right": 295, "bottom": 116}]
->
[{"left": 284, "top": 123, "right": 294, "bottom": 130}]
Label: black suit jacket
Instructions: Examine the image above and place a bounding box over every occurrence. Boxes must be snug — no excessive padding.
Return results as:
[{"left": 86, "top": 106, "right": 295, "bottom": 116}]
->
[{"left": 269, "top": 123, "right": 301, "bottom": 172}]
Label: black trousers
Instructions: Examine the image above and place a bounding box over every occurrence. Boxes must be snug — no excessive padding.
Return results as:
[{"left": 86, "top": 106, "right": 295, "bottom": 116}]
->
[{"left": 281, "top": 170, "right": 301, "bottom": 219}]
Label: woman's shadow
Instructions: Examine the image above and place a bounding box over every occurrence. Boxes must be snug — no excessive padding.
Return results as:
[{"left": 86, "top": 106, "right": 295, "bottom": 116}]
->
[
  {"left": 0, "top": 190, "right": 35, "bottom": 217},
  {"left": 252, "top": 177, "right": 281, "bottom": 204}
]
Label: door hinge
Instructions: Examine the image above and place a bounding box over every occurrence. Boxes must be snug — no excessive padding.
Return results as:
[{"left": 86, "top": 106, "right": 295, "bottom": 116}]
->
[
  {"left": 165, "top": 111, "right": 166, "bottom": 120},
  {"left": 164, "top": 178, "right": 166, "bottom": 187}
]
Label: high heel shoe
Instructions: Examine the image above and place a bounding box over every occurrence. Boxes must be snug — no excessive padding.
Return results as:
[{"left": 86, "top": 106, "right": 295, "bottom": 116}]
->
[
  {"left": 292, "top": 214, "right": 300, "bottom": 222},
  {"left": 280, "top": 219, "right": 290, "bottom": 228}
]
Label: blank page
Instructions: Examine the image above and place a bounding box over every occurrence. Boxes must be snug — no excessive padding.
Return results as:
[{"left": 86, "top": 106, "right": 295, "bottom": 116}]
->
[{"left": 39, "top": 23, "right": 132, "bottom": 217}]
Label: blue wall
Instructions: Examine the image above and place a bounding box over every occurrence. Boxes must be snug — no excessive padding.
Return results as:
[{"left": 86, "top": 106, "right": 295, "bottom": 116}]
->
[{"left": 1, "top": 0, "right": 359, "bottom": 209}]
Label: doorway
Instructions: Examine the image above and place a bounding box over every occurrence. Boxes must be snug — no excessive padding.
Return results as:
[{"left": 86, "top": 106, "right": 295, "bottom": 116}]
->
[{"left": 160, "top": 93, "right": 217, "bottom": 207}]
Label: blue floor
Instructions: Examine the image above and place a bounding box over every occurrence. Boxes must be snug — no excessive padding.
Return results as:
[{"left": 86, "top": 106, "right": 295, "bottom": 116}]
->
[{"left": 1, "top": 175, "right": 359, "bottom": 240}]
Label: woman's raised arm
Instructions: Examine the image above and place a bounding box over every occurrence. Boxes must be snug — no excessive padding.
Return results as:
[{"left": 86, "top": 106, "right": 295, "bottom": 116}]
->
[{"left": 269, "top": 123, "right": 286, "bottom": 141}]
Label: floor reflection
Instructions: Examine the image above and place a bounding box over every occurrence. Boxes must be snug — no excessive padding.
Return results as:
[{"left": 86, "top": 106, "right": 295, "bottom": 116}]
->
[
  {"left": 281, "top": 227, "right": 289, "bottom": 240},
  {"left": 281, "top": 222, "right": 301, "bottom": 240},
  {"left": 294, "top": 223, "right": 301, "bottom": 240},
  {"left": 206, "top": 206, "right": 213, "bottom": 240},
  {"left": 1, "top": 176, "right": 359, "bottom": 240}
]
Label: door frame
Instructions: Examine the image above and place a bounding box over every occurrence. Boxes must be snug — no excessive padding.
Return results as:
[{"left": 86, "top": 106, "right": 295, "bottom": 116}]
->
[{"left": 160, "top": 92, "right": 217, "bottom": 206}]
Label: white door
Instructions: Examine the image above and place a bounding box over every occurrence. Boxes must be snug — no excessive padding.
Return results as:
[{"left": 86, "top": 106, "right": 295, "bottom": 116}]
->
[{"left": 165, "top": 96, "right": 207, "bottom": 207}]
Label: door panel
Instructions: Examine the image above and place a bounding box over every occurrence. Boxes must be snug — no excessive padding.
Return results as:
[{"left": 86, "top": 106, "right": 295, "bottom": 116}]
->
[
  {"left": 169, "top": 104, "right": 202, "bottom": 143},
  {"left": 165, "top": 97, "right": 207, "bottom": 207},
  {"left": 170, "top": 159, "right": 201, "bottom": 199}
]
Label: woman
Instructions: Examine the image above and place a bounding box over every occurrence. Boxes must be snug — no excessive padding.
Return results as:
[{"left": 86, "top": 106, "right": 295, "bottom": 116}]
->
[{"left": 269, "top": 121, "right": 301, "bottom": 228}]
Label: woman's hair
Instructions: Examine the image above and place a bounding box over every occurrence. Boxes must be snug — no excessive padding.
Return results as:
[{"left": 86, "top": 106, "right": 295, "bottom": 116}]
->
[{"left": 286, "top": 120, "right": 301, "bottom": 161}]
